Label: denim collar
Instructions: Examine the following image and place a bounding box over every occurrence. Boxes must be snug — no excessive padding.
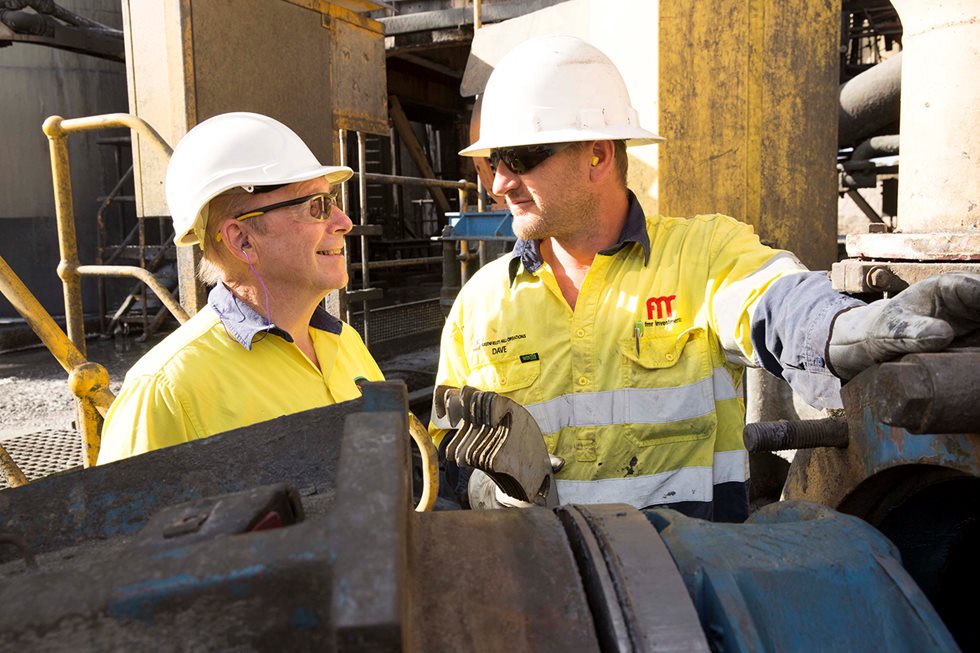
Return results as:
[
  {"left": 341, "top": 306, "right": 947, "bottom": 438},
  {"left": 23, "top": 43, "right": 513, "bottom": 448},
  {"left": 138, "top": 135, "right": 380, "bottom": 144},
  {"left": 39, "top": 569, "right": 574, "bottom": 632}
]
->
[
  {"left": 508, "top": 189, "right": 651, "bottom": 282},
  {"left": 208, "top": 283, "right": 342, "bottom": 350}
]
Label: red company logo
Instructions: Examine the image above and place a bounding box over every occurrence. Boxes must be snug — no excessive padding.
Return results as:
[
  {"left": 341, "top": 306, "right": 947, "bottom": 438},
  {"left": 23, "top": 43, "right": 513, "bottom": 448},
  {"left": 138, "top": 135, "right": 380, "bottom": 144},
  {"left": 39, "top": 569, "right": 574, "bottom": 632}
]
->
[{"left": 646, "top": 295, "right": 676, "bottom": 320}]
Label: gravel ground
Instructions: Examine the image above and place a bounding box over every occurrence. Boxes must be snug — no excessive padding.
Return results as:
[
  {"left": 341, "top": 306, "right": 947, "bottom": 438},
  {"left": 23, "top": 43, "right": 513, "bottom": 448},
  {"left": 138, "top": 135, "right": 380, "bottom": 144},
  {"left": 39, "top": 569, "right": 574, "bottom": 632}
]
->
[
  {"left": 0, "top": 336, "right": 156, "bottom": 442},
  {"left": 0, "top": 336, "right": 438, "bottom": 441}
]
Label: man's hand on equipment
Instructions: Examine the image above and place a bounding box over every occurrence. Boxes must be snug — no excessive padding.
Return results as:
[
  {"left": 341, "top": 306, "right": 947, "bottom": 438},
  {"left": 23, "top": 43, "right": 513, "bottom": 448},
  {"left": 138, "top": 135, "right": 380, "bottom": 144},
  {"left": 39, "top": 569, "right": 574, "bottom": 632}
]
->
[
  {"left": 828, "top": 273, "right": 980, "bottom": 380},
  {"left": 468, "top": 455, "right": 565, "bottom": 509}
]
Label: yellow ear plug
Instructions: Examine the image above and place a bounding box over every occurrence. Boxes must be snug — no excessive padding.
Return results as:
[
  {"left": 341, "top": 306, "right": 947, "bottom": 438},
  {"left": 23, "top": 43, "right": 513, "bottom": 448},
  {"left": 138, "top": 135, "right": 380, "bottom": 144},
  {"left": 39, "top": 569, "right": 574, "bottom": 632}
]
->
[{"left": 591, "top": 156, "right": 599, "bottom": 166}]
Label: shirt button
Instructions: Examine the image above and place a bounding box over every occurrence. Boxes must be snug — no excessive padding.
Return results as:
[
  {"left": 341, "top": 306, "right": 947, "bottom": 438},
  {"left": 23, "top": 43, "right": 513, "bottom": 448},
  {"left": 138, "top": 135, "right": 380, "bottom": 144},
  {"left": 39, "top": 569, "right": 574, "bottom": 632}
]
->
[
  {"left": 578, "top": 376, "right": 589, "bottom": 386},
  {"left": 665, "top": 353, "right": 675, "bottom": 361},
  {"left": 575, "top": 328, "right": 586, "bottom": 338}
]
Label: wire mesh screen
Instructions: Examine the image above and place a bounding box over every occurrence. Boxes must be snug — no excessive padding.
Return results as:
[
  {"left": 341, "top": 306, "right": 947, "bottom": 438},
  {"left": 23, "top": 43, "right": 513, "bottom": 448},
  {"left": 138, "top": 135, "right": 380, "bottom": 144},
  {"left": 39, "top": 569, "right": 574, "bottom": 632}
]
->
[{"left": 349, "top": 298, "right": 445, "bottom": 344}]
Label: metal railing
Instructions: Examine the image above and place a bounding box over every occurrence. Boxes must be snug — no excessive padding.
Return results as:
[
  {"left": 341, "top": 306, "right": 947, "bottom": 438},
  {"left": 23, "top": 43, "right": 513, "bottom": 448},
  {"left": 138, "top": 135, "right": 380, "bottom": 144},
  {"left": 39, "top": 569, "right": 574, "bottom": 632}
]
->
[
  {"left": 42, "top": 113, "right": 189, "bottom": 357},
  {"left": 1, "top": 114, "right": 479, "bottom": 474},
  {"left": 0, "top": 254, "right": 113, "bottom": 468},
  {"left": 0, "top": 113, "right": 187, "bottom": 470},
  {"left": 339, "top": 128, "right": 477, "bottom": 346}
]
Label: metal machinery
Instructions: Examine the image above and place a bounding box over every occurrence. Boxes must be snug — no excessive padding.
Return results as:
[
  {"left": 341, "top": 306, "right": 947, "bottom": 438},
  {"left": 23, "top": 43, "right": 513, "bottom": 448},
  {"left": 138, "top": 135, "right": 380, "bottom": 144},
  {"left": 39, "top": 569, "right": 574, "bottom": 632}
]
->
[
  {"left": 777, "top": 3, "right": 980, "bottom": 650},
  {"left": 0, "top": 383, "right": 958, "bottom": 651},
  {"left": 0, "top": 1, "right": 978, "bottom": 649}
]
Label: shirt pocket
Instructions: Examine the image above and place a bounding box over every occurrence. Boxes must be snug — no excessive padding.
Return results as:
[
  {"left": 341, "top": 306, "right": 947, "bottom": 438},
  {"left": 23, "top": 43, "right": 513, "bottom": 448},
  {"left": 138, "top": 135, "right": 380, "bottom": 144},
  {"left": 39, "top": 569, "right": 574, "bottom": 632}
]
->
[
  {"left": 466, "top": 355, "right": 542, "bottom": 404},
  {"left": 618, "top": 326, "right": 717, "bottom": 448}
]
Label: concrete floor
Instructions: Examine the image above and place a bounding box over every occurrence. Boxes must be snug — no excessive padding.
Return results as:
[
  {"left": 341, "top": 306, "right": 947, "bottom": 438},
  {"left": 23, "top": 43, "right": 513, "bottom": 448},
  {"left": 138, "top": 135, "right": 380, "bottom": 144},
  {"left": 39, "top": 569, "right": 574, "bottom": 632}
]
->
[{"left": 0, "top": 335, "right": 439, "bottom": 442}]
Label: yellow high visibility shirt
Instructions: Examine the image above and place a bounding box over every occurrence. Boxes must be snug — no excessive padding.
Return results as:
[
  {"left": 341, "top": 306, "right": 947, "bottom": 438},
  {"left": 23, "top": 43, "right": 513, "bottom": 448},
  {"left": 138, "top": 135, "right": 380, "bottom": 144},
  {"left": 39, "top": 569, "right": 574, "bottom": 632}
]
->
[
  {"left": 433, "top": 193, "right": 834, "bottom": 517},
  {"left": 98, "top": 285, "right": 383, "bottom": 464}
]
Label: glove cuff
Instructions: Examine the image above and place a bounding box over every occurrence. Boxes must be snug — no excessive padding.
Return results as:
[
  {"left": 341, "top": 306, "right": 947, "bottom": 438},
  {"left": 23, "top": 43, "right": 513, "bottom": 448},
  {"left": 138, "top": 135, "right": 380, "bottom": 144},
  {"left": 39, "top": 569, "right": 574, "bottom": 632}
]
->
[{"left": 826, "top": 301, "right": 886, "bottom": 380}]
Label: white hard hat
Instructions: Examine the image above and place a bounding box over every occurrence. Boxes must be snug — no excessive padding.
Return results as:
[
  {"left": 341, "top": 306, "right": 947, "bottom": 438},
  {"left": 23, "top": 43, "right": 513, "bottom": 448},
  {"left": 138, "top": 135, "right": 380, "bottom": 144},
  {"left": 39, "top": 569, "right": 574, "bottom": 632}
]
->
[
  {"left": 460, "top": 35, "right": 663, "bottom": 157},
  {"left": 166, "top": 112, "right": 353, "bottom": 248}
]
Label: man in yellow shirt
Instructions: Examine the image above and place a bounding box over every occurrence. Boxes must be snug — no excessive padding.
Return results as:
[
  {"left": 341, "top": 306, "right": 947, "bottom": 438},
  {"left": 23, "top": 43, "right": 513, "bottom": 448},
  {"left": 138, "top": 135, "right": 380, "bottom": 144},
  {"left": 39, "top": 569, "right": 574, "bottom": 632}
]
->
[
  {"left": 98, "top": 113, "right": 382, "bottom": 463},
  {"left": 435, "top": 36, "right": 980, "bottom": 520}
]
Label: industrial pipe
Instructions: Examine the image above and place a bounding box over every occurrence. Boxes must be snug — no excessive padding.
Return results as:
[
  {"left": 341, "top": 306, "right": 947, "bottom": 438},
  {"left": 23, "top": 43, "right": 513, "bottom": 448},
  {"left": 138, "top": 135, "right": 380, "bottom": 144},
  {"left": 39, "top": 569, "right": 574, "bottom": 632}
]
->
[
  {"left": 838, "top": 53, "right": 902, "bottom": 149},
  {"left": 890, "top": 1, "right": 980, "bottom": 232},
  {"left": 851, "top": 134, "right": 900, "bottom": 162}
]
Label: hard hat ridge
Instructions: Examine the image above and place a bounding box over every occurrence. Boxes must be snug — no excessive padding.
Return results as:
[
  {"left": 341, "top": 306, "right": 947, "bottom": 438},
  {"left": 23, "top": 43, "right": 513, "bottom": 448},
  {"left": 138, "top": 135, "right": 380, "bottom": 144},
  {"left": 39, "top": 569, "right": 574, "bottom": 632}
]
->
[{"left": 166, "top": 112, "right": 353, "bottom": 248}]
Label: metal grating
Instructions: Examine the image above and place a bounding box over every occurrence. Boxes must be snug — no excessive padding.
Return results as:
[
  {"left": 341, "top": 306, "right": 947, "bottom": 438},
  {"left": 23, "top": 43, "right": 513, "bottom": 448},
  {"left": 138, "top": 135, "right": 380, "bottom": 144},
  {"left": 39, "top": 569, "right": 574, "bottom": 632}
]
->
[
  {"left": 350, "top": 298, "right": 445, "bottom": 343},
  {"left": 0, "top": 429, "right": 83, "bottom": 490}
]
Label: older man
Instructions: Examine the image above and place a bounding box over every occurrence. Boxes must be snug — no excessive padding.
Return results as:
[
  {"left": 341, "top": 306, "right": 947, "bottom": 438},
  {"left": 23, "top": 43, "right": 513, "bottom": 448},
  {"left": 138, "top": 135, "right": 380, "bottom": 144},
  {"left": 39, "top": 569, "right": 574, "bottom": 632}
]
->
[
  {"left": 435, "top": 35, "right": 980, "bottom": 520},
  {"left": 98, "top": 113, "right": 382, "bottom": 464}
]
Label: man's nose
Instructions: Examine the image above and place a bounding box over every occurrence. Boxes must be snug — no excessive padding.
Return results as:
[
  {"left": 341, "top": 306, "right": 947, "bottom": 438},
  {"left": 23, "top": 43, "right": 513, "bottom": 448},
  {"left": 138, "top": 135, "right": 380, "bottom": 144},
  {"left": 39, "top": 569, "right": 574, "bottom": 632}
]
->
[
  {"left": 329, "top": 206, "right": 354, "bottom": 234},
  {"left": 492, "top": 162, "right": 521, "bottom": 197}
]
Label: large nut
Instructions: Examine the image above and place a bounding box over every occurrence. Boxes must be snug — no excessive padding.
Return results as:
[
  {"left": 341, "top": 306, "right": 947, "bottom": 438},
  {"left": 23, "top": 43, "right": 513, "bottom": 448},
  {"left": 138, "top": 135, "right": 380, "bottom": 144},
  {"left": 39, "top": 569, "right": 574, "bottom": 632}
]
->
[{"left": 873, "top": 361, "right": 934, "bottom": 433}]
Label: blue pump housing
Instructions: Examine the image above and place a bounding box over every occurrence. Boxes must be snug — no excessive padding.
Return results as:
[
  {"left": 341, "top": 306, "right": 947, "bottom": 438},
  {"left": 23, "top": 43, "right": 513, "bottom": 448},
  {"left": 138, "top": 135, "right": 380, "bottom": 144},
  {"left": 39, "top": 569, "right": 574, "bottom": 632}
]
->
[{"left": 646, "top": 500, "right": 959, "bottom": 652}]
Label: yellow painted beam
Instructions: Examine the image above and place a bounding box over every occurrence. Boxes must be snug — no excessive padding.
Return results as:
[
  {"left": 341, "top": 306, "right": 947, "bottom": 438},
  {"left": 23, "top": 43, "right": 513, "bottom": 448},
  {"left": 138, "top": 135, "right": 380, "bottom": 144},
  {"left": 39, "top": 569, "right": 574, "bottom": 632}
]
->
[{"left": 659, "top": 0, "right": 841, "bottom": 270}]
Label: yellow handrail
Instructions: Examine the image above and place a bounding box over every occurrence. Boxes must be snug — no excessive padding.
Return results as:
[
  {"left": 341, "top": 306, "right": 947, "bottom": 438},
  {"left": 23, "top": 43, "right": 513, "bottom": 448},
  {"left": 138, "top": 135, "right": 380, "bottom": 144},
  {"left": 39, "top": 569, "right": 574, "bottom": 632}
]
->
[
  {"left": 41, "top": 113, "right": 180, "bottom": 357},
  {"left": 0, "top": 254, "right": 112, "bottom": 467}
]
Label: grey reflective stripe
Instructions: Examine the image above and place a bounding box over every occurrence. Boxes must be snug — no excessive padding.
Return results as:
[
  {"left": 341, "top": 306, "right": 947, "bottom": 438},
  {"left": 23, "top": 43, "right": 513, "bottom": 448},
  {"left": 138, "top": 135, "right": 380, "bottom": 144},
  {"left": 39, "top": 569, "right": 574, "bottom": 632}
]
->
[
  {"left": 556, "top": 451, "right": 747, "bottom": 508},
  {"left": 557, "top": 465, "right": 712, "bottom": 507},
  {"left": 712, "top": 449, "right": 748, "bottom": 484},
  {"left": 711, "top": 252, "right": 807, "bottom": 366},
  {"left": 525, "top": 368, "right": 739, "bottom": 436}
]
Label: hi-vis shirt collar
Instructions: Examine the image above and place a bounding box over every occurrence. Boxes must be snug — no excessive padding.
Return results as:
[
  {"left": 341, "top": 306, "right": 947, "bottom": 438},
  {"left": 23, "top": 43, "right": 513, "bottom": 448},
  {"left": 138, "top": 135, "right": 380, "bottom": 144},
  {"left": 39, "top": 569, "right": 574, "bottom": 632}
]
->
[
  {"left": 207, "top": 283, "right": 342, "bottom": 350},
  {"left": 508, "top": 189, "right": 652, "bottom": 283}
]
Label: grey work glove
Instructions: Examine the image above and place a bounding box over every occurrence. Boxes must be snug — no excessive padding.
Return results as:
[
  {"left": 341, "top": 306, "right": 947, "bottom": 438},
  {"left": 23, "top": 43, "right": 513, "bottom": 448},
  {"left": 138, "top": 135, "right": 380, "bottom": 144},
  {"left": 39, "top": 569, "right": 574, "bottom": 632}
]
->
[
  {"left": 828, "top": 273, "right": 980, "bottom": 380},
  {"left": 467, "top": 455, "right": 565, "bottom": 510}
]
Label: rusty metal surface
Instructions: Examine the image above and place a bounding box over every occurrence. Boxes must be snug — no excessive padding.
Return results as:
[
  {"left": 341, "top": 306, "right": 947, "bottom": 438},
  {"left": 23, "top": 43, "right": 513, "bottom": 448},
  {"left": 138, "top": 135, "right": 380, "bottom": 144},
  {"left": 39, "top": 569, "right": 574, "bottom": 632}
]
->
[
  {"left": 558, "top": 504, "right": 710, "bottom": 652},
  {"left": 845, "top": 232, "right": 980, "bottom": 261},
  {"left": 332, "top": 404, "right": 410, "bottom": 651},
  {"left": 0, "top": 504, "right": 338, "bottom": 651},
  {"left": 408, "top": 508, "right": 600, "bottom": 653},
  {"left": 783, "top": 354, "right": 980, "bottom": 650},
  {"left": 743, "top": 416, "right": 849, "bottom": 453},
  {"left": 874, "top": 351, "right": 980, "bottom": 434},
  {"left": 0, "top": 384, "right": 410, "bottom": 649},
  {"left": 832, "top": 258, "right": 980, "bottom": 294},
  {"left": 0, "top": 399, "right": 362, "bottom": 562},
  {"left": 783, "top": 359, "right": 980, "bottom": 509},
  {"left": 329, "top": 3, "right": 388, "bottom": 136}
]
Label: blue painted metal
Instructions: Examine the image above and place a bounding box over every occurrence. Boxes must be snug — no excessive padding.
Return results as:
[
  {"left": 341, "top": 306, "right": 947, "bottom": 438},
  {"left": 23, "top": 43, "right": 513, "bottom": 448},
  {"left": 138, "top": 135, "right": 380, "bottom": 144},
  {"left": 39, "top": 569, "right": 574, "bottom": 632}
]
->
[
  {"left": 782, "top": 357, "right": 980, "bottom": 650},
  {"left": 784, "top": 358, "right": 980, "bottom": 516},
  {"left": 646, "top": 500, "right": 959, "bottom": 653},
  {"left": 443, "top": 210, "right": 515, "bottom": 241}
]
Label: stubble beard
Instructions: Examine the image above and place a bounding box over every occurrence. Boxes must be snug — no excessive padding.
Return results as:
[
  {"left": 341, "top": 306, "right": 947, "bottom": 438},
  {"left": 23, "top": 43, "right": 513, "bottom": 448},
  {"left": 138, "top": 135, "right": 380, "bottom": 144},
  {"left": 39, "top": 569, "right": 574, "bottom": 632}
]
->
[{"left": 510, "top": 190, "right": 599, "bottom": 243}]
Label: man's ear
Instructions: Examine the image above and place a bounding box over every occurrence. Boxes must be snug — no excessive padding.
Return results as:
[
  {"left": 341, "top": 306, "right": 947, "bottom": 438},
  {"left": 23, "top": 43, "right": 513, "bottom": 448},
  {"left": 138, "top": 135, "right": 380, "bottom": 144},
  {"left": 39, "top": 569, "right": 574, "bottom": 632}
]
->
[
  {"left": 589, "top": 140, "right": 616, "bottom": 181},
  {"left": 219, "top": 220, "right": 253, "bottom": 262}
]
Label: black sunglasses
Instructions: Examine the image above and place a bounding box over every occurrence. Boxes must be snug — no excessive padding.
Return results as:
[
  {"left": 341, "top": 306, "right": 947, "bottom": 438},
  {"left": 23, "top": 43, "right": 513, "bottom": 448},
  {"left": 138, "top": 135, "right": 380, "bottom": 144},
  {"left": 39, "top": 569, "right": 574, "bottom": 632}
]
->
[
  {"left": 233, "top": 191, "right": 339, "bottom": 223},
  {"left": 488, "top": 142, "right": 574, "bottom": 174}
]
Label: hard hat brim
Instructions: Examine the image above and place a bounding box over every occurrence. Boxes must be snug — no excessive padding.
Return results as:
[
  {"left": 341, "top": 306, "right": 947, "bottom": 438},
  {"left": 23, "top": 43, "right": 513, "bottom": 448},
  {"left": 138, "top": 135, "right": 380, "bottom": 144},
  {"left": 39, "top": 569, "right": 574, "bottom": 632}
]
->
[
  {"left": 459, "top": 129, "right": 664, "bottom": 158},
  {"left": 174, "top": 165, "right": 354, "bottom": 248}
]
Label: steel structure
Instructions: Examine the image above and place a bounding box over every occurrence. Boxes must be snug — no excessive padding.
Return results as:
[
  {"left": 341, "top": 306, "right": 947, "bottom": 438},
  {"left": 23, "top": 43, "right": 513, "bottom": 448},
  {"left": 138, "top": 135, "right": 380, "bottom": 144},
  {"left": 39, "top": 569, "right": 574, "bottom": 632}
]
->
[{"left": 0, "top": 383, "right": 958, "bottom": 651}]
